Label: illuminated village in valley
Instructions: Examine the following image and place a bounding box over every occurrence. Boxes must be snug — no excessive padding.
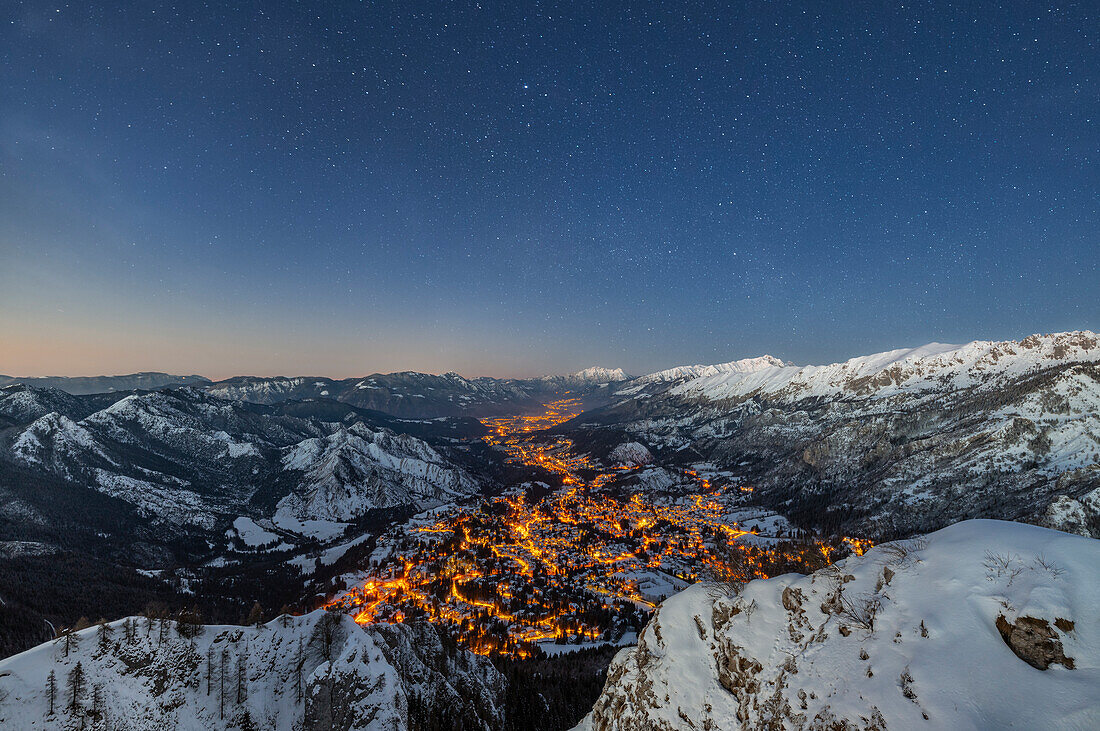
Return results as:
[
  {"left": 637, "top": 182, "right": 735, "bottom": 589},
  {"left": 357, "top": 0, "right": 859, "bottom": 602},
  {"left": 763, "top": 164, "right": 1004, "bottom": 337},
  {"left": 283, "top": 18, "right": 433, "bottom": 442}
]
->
[{"left": 327, "top": 399, "right": 871, "bottom": 657}]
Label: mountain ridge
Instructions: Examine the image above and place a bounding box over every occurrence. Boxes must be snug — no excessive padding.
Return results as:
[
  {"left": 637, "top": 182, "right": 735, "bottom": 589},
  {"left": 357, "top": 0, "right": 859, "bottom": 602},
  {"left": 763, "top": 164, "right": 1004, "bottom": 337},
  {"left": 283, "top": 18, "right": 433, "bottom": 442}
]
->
[{"left": 559, "top": 331, "right": 1100, "bottom": 539}]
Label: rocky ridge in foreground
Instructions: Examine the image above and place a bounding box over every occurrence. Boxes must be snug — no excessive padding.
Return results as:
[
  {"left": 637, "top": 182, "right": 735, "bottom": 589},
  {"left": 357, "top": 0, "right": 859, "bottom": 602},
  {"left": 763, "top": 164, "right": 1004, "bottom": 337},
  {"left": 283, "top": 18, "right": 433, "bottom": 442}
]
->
[{"left": 576, "top": 519, "right": 1099, "bottom": 730}]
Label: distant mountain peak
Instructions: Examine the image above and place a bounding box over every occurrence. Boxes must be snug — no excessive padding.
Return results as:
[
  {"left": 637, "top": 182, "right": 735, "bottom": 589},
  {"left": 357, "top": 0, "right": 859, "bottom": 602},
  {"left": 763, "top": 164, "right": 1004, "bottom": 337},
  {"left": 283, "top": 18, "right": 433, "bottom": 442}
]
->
[
  {"left": 539, "top": 366, "right": 632, "bottom": 386},
  {"left": 573, "top": 366, "right": 631, "bottom": 382}
]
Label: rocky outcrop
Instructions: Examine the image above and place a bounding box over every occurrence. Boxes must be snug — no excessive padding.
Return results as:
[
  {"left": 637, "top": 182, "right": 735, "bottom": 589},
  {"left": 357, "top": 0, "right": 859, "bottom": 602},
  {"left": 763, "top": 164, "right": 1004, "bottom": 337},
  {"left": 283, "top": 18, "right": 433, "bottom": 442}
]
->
[
  {"left": 608, "top": 442, "right": 654, "bottom": 467},
  {"left": 368, "top": 623, "right": 505, "bottom": 730},
  {"left": 575, "top": 520, "right": 1100, "bottom": 730},
  {"left": 995, "top": 615, "right": 1075, "bottom": 670}
]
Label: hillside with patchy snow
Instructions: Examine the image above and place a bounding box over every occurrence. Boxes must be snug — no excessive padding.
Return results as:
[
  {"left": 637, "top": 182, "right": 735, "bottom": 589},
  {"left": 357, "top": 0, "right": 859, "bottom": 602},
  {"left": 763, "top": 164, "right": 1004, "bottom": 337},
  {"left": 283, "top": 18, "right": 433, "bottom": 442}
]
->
[{"left": 577, "top": 520, "right": 1099, "bottom": 730}]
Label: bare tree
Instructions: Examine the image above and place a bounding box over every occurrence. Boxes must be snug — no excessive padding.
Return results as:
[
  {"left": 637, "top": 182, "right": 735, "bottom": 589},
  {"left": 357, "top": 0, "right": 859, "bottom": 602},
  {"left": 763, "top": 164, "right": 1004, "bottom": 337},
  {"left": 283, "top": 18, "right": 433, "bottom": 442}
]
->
[
  {"left": 312, "top": 611, "right": 341, "bottom": 661},
  {"left": 206, "top": 645, "right": 215, "bottom": 696},
  {"left": 294, "top": 638, "right": 305, "bottom": 704},
  {"left": 244, "top": 602, "right": 264, "bottom": 627},
  {"left": 122, "top": 617, "right": 136, "bottom": 645},
  {"left": 177, "top": 607, "right": 204, "bottom": 642},
  {"left": 236, "top": 649, "right": 248, "bottom": 705},
  {"left": 219, "top": 647, "right": 229, "bottom": 719},
  {"left": 838, "top": 593, "right": 883, "bottom": 633}
]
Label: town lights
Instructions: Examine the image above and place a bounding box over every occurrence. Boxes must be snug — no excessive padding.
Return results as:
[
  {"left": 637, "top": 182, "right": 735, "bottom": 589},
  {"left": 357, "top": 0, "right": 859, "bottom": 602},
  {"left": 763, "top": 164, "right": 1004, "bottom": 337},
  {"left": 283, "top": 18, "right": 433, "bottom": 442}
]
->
[{"left": 324, "top": 400, "right": 864, "bottom": 658}]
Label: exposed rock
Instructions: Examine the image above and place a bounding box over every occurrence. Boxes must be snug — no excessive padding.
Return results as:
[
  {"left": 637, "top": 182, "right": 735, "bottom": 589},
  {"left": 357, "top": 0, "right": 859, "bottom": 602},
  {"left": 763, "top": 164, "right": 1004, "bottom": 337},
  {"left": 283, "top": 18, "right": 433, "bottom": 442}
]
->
[
  {"left": 608, "top": 441, "right": 654, "bottom": 467},
  {"left": 995, "top": 615, "right": 1075, "bottom": 670}
]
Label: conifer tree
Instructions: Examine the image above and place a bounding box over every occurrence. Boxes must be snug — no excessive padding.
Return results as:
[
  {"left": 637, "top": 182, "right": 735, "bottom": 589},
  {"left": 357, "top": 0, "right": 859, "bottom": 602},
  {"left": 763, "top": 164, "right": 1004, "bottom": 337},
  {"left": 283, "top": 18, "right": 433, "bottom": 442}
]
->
[
  {"left": 67, "top": 661, "right": 85, "bottom": 711},
  {"left": 236, "top": 649, "right": 247, "bottom": 704},
  {"left": 45, "top": 669, "right": 56, "bottom": 716},
  {"left": 58, "top": 627, "right": 78, "bottom": 658},
  {"left": 239, "top": 710, "right": 258, "bottom": 731},
  {"left": 96, "top": 619, "right": 112, "bottom": 652}
]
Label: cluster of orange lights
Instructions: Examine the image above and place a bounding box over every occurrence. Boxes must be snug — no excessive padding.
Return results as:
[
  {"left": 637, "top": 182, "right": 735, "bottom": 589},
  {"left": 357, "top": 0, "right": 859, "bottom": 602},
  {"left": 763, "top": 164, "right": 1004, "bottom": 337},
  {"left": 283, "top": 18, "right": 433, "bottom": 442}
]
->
[
  {"left": 326, "top": 399, "right": 871, "bottom": 657},
  {"left": 843, "top": 536, "right": 874, "bottom": 556}
]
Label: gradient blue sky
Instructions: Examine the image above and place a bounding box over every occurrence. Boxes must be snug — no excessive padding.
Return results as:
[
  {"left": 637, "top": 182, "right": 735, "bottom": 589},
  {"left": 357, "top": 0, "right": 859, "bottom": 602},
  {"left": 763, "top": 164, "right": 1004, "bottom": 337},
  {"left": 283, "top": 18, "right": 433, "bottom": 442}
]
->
[{"left": 1, "top": 1, "right": 1096, "bottom": 379}]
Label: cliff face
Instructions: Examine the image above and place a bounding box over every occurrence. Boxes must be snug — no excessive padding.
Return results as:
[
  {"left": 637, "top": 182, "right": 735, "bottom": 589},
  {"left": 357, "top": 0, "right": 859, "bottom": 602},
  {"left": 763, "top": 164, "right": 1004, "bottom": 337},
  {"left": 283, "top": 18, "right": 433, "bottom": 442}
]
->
[{"left": 576, "top": 520, "right": 1100, "bottom": 730}]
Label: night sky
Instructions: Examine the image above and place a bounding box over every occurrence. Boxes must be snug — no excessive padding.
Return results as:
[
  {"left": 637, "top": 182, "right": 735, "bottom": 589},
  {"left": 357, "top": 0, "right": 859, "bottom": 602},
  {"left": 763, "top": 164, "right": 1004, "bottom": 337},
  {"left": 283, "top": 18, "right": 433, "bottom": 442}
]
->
[{"left": 1, "top": 2, "right": 1096, "bottom": 379}]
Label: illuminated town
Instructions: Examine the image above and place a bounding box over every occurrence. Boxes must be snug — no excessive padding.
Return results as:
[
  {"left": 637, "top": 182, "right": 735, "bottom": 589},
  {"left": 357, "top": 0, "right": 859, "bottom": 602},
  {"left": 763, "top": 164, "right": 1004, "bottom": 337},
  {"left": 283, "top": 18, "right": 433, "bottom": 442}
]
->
[{"left": 327, "top": 399, "right": 868, "bottom": 657}]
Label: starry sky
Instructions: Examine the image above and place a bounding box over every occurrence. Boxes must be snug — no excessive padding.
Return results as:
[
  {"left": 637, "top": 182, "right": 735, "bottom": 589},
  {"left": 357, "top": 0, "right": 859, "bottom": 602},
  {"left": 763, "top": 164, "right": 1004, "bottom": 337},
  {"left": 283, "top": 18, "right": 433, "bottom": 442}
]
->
[{"left": 1, "top": 1, "right": 1096, "bottom": 379}]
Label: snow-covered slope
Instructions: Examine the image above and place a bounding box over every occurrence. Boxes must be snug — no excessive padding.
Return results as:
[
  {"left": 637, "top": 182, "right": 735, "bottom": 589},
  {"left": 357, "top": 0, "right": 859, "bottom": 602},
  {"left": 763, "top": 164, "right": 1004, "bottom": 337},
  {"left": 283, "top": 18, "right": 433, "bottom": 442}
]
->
[
  {"left": 0, "top": 611, "right": 503, "bottom": 730},
  {"left": 619, "top": 356, "right": 788, "bottom": 393},
  {"left": 577, "top": 520, "right": 1100, "bottom": 730}
]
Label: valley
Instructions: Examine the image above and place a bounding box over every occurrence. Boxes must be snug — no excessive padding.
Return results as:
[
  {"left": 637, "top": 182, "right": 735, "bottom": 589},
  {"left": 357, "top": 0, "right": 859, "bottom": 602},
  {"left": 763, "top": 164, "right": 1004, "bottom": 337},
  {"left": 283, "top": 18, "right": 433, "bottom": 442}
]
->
[{"left": 325, "top": 399, "right": 853, "bottom": 658}]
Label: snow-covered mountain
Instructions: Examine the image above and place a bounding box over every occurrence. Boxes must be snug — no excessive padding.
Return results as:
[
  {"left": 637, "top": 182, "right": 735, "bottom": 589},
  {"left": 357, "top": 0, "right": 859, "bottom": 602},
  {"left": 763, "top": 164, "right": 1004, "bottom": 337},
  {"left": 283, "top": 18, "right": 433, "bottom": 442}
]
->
[
  {"left": 0, "top": 611, "right": 504, "bottom": 730},
  {"left": 0, "top": 385, "right": 87, "bottom": 425},
  {"left": 3, "top": 366, "right": 632, "bottom": 420},
  {"left": 577, "top": 519, "right": 1100, "bottom": 730},
  {"left": 0, "top": 387, "right": 483, "bottom": 547},
  {"left": 276, "top": 423, "right": 479, "bottom": 522},
  {"left": 565, "top": 331, "right": 1100, "bottom": 538},
  {"left": 540, "top": 367, "right": 633, "bottom": 388},
  {"left": 205, "top": 371, "right": 546, "bottom": 418},
  {"left": 661, "top": 332, "right": 1099, "bottom": 403}
]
